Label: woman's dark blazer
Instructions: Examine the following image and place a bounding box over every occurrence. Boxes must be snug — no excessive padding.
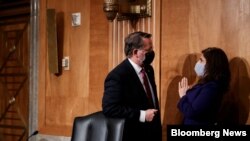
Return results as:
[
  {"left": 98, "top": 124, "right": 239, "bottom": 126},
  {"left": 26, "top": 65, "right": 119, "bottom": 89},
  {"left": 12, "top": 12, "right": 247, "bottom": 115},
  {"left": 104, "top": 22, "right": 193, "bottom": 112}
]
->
[
  {"left": 178, "top": 81, "right": 224, "bottom": 125},
  {"left": 102, "top": 59, "right": 162, "bottom": 141}
]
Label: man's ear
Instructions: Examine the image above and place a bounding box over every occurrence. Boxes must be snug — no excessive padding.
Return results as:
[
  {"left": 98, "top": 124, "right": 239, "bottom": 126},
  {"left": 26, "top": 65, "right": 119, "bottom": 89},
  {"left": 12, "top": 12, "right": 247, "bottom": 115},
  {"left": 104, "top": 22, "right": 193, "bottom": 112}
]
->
[{"left": 133, "top": 49, "right": 138, "bottom": 55}]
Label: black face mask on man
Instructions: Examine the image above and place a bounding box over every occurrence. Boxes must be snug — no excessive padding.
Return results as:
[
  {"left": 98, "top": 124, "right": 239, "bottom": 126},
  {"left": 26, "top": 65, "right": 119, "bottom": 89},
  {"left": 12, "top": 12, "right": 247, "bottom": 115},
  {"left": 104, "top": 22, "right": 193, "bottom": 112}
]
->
[{"left": 143, "top": 51, "right": 155, "bottom": 65}]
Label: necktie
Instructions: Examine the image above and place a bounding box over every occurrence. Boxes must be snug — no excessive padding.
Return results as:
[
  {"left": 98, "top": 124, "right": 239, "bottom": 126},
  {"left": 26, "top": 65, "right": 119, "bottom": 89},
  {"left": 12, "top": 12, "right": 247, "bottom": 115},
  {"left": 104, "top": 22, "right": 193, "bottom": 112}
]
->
[{"left": 141, "top": 68, "right": 154, "bottom": 107}]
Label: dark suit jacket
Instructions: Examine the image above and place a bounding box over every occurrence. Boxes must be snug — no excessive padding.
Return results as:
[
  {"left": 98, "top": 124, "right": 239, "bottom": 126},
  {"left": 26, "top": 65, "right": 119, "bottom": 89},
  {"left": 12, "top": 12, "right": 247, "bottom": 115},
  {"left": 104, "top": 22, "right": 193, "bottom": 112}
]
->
[{"left": 102, "top": 59, "right": 162, "bottom": 141}]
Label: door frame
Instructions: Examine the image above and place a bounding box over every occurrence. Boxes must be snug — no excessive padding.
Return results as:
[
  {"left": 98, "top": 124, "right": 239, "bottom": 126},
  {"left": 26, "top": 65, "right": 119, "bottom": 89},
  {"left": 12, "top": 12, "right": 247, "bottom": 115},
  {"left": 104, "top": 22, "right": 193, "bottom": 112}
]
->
[{"left": 29, "top": 0, "right": 39, "bottom": 140}]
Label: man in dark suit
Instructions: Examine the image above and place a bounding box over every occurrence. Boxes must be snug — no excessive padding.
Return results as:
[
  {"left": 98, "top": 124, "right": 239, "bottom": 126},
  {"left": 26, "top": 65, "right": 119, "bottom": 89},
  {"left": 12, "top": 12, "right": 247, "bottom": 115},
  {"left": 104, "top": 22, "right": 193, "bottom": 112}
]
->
[{"left": 102, "top": 31, "right": 162, "bottom": 141}]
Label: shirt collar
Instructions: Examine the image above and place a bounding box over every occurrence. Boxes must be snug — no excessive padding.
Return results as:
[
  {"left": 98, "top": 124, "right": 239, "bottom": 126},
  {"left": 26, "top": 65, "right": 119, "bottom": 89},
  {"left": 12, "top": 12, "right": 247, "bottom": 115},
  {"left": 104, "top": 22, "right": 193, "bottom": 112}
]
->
[{"left": 128, "top": 58, "right": 143, "bottom": 75}]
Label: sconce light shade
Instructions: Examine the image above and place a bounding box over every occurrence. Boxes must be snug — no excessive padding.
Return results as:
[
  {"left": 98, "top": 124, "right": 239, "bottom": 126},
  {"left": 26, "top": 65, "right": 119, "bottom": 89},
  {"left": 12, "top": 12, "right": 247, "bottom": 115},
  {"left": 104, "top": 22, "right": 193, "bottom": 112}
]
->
[
  {"left": 103, "top": 0, "right": 152, "bottom": 28},
  {"left": 103, "top": 0, "right": 119, "bottom": 21}
]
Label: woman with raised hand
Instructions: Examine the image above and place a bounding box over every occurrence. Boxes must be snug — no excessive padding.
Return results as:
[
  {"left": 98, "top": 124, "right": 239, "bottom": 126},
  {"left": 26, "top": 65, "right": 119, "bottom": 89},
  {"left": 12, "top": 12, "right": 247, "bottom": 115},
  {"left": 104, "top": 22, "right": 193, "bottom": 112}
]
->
[{"left": 178, "top": 47, "right": 231, "bottom": 125}]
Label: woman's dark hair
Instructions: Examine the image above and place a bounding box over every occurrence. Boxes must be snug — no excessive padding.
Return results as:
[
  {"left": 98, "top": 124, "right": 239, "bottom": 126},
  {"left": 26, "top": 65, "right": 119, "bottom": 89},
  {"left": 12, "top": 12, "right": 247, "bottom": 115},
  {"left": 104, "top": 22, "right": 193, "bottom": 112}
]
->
[
  {"left": 199, "top": 47, "right": 231, "bottom": 92},
  {"left": 124, "top": 31, "right": 152, "bottom": 57}
]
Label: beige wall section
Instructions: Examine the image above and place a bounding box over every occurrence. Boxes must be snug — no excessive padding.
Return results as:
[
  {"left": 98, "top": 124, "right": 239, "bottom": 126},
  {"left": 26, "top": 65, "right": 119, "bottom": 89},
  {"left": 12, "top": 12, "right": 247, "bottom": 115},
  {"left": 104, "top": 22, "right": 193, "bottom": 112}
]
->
[
  {"left": 161, "top": 0, "right": 250, "bottom": 129},
  {"left": 38, "top": 0, "right": 108, "bottom": 136}
]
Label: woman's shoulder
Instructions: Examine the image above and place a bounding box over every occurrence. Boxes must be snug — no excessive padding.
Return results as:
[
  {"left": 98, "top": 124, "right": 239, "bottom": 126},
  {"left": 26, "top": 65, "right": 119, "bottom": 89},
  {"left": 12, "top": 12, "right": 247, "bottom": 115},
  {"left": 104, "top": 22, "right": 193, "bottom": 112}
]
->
[
  {"left": 193, "top": 81, "right": 219, "bottom": 89},
  {"left": 198, "top": 81, "right": 221, "bottom": 91}
]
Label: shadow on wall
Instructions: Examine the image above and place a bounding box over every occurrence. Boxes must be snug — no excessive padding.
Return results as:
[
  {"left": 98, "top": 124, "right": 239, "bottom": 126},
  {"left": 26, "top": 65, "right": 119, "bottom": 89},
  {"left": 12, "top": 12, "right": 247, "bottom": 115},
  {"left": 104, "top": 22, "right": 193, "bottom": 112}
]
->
[
  {"left": 0, "top": 133, "right": 3, "bottom": 141},
  {"left": 163, "top": 53, "right": 199, "bottom": 125},
  {"left": 217, "top": 57, "right": 250, "bottom": 124}
]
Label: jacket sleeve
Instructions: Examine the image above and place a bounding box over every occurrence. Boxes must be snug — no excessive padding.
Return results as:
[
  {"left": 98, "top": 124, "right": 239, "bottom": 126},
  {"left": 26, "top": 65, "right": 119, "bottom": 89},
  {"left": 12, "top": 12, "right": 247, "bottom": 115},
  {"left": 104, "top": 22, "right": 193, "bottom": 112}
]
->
[
  {"left": 102, "top": 72, "right": 140, "bottom": 121},
  {"left": 177, "top": 82, "right": 220, "bottom": 118}
]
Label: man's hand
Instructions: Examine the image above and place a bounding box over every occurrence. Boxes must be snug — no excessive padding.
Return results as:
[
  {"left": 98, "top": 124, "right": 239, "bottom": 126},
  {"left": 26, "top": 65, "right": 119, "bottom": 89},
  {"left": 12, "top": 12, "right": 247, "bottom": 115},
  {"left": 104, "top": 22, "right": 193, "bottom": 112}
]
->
[{"left": 145, "top": 109, "right": 158, "bottom": 122}]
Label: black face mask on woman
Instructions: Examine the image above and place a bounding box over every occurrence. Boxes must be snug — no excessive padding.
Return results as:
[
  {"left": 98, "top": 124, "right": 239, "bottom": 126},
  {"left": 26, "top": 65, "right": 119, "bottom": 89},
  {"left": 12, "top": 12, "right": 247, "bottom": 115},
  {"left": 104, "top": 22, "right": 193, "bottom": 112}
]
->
[{"left": 143, "top": 51, "right": 155, "bottom": 65}]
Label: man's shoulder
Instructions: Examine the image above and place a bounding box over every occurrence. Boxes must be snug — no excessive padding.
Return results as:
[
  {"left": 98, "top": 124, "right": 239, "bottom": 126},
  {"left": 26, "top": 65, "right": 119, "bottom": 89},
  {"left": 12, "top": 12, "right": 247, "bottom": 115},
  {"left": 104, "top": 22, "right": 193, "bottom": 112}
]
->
[
  {"left": 112, "top": 59, "right": 130, "bottom": 69},
  {"left": 108, "top": 59, "right": 131, "bottom": 74}
]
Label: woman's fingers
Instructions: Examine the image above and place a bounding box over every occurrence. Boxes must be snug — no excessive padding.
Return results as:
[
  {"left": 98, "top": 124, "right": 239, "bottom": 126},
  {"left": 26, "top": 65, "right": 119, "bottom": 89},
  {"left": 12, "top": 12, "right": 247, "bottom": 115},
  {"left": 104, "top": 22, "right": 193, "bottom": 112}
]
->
[
  {"left": 179, "top": 77, "right": 186, "bottom": 87},
  {"left": 181, "top": 77, "right": 188, "bottom": 89}
]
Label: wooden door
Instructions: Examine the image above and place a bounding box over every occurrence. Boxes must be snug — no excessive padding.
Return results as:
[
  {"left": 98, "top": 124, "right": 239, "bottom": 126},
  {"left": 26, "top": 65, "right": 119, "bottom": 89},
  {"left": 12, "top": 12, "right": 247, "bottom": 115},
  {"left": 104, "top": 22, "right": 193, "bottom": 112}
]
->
[{"left": 0, "top": 1, "right": 30, "bottom": 141}]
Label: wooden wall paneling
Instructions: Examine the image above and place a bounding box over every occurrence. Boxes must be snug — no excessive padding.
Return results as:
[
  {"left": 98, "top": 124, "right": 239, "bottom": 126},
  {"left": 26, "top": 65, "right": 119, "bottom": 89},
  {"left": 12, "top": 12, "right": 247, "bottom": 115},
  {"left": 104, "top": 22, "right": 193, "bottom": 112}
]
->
[
  {"left": 225, "top": 0, "right": 250, "bottom": 124},
  {"left": 161, "top": 0, "right": 250, "bottom": 134},
  {"left": 238, "top": 0, "right": 250, "bottom": 59},
  {"left": 38, "top": 0, "right": 47, "bottom": 135},
  {"left": 238, "top": 0, "right": 250, "bottom": 123},
  {"left": 89, "top": 0, "right": 109, "bottom": 113},
  {"left": 39, "top": 0, "right": 91, "bottom": 136},
  {"left": 161, "top": 0, "right": 190, "bottom": 126},
  {"left": 152, "top": 0, "right": 161, "bottom": 107},
  {"left": 220, "top": 0, "right": 240, "bottom": 58}
]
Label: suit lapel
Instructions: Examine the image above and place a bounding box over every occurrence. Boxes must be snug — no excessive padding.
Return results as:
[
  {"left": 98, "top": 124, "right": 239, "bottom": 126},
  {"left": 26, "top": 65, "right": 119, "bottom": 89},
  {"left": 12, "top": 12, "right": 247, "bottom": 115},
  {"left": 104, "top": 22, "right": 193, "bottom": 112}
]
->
[{"left": 124, "top": 59, "right": 147, "bottom": 96}]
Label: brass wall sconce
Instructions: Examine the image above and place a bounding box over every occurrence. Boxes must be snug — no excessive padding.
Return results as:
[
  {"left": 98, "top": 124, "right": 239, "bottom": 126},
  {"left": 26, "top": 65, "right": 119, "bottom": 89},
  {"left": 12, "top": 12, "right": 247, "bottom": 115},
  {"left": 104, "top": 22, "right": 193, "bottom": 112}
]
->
[{"left": 103, "top": 0, "right": 152, "bottom": 28}]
